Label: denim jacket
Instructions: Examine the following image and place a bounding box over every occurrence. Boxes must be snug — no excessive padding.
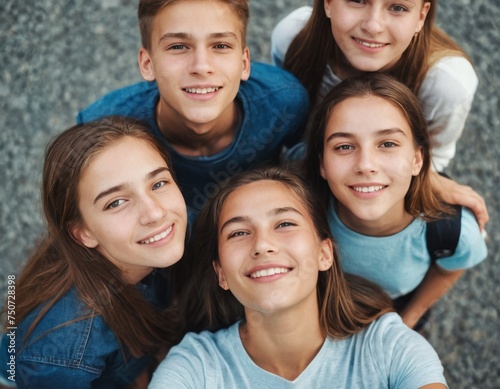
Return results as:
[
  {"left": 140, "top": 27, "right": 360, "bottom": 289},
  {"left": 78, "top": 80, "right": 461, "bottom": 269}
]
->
[{"left": 1, "top": 270, "right": 170, "bottom": 388}]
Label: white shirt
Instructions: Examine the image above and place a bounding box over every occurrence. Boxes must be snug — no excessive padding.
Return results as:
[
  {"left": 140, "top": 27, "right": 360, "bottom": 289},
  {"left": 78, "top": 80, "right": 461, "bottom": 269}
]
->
[{"left": 271, "top": 6, "right": 478, "bottom": 171}]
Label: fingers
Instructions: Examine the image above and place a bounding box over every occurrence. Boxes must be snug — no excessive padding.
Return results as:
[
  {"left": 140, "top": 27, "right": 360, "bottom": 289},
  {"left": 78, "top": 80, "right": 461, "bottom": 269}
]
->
[{"left": 430, "top": 171, "right": 489, "bottom": 231}]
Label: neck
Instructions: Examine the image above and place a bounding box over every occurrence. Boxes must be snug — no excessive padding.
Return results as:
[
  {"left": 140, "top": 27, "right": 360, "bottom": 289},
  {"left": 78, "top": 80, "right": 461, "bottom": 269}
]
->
[
  {"left": 156, "top": 101, "right": 239, "bottom": 157},
  {"left": 337, "top": 202, "right": 415, "bottom": 237},
  {"left": 239, "top": 302, "right": 324, "bottom": 381}
]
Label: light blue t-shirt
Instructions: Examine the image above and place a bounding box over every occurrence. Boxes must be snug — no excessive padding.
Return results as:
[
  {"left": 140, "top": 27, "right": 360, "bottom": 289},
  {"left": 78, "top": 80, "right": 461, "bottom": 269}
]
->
[
  {"left": 149, "top": 313, "right": 447, "bottom": 388},
  {"left": 328, "top": 201, "right": 487, "bottom": 299}
]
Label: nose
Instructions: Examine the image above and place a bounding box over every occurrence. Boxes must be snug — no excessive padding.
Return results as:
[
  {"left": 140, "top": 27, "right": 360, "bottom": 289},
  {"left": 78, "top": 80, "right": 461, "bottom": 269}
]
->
[
  {"left": 138, "top": 194, "right": 166, "bottom": 225},
  {"left": 251, "top": 231, "right": 278, "bottom": 258},
  {"left": 188, "top": 47, "right": 215, "bottom": 75},
  {"left": 355, "top": 147, "right": 378, "bottom": 175},
  {"left": 361, "top": 8, "right": 385, "bottom": 36}
]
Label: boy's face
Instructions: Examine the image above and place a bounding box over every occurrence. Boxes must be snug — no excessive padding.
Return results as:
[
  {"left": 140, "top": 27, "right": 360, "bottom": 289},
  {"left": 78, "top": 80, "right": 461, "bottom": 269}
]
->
[{"left": 139, "top": 0, "right": 250, "bottom": 133}]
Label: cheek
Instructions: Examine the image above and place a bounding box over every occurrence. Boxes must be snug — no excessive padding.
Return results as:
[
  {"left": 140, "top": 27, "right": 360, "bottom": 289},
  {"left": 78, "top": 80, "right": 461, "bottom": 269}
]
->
[
  {"left": 322, "top": 155, "right": 345, "bottom": 184},
  {"left": 391, "top": 155, "right": 418, "bottom": 182}
]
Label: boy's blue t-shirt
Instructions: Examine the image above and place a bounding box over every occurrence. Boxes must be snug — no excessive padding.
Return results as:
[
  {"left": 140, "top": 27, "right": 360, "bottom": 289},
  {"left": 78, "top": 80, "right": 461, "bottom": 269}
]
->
[{"left": 77, "top": 62, "right": 309, "bottom": 222}]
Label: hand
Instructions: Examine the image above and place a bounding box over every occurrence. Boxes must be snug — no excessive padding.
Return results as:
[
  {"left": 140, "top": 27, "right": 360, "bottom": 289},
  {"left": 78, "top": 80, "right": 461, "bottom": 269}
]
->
[{"left": 429, "top": 171, "right": 489, "bottom": 231}]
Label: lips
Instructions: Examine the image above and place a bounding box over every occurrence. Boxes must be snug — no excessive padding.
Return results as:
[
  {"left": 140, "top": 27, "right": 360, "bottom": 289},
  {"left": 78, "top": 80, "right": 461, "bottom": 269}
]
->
[
  {"left": 183, "top": 86, "right": 220, "bottom": 94},
  {"left": 353, "top": 37, "right": 387, "bottom": 48},
  {"left": 351, "top": 185, "right": 386, "bottom": 193},
  {"left": 248, "top": 267, "right": 291, "bottom": 279},
  {"left": 139, "top": 225, "right": 173, "bottom": 244}
]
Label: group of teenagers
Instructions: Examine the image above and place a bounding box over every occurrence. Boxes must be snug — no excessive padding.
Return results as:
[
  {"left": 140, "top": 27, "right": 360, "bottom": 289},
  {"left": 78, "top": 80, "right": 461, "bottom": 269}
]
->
[{"left": 0, "top": 0, "right": 489, "bottom": 387}]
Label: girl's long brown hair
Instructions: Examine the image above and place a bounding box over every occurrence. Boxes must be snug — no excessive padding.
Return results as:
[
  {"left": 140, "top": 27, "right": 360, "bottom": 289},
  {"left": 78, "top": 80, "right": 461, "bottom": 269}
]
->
[
  {"left": 7, "top": 116, "right": 181, "bottom": 357},
  {"left": 283, "top": 0, "right": 470, "bottom": 106},
  {"left": 305, "top": 73, "right": 452, "bottom": 220},
  {"left": 180, "top": 166, "right": 393, "bottom": 338}
]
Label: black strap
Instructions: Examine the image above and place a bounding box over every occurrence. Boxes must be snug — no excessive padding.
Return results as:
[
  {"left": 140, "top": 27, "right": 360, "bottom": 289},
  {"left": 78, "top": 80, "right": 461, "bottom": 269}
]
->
[{"left": 426, "top": 204, "right": 462, "bottom": 262}]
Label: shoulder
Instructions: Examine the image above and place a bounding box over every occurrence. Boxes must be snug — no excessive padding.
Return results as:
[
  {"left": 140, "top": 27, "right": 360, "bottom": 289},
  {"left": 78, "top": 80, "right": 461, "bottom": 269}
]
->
[
  {"left": 150, "top": 325, "right": 239, "bottom": 388},
  {"left": 420, "top": 56, "right": 478, "bottom": 103},
  {"left": 359, "top": 313, "right": 447, "bottom": 387},
  {"left": 238, "top": 62, "right": 309, "bottom": 118},
  {"left": 77, "top": 81, "right": 159, "bottom": 124},
  {"left": 271, "top": 7, "right": 312, "bottom": 64},
  {"left": 17, "top": 288, "right": 117, "bottom": 360},
  {"left": 242, "top": 62, "right": 307, "bottom": 97},
  {"left": 11, "top": 289, "right": 145, "bottom": 387},
  {"left": 436, "top": 208, "right": 488, "bottom": 270}
]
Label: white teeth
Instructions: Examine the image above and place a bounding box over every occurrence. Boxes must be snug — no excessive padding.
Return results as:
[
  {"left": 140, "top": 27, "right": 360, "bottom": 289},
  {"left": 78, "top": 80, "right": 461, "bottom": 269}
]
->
[
  {"left": 355, "top": 38, "right": 385, "bottom": 48},
  {"left": 140, "top": 225, "right": 173, "bottom": 244},
  {"left": 185, "top": 87, "right": 219, "bottom": 94},
  {"left": 353, "top": 185, "right": 384, "bottom": 193},
  {"left": 250, "top": 267, "right": 289, "bottom": 279}
]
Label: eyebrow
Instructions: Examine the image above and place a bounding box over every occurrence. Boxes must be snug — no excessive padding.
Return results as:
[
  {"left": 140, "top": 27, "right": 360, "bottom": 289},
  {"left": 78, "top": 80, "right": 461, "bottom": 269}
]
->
[
  {"left": 93, "top": 167, "right": 171, "bottom": 204},
  {"left": 158, "top": 31, "right": 239, "bottom": 44},
  {"left": 219, "top": 206, "right": 303, "bottom": 233},
  {"left": 325, "top": 128, "right": 407, "bottom": 143}
]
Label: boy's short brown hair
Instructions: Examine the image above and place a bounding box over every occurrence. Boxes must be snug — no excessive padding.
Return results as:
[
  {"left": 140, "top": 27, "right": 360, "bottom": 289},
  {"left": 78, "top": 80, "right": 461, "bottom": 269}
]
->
[{"left": 138, "top": 0, "right": 249, "bottom": 51}]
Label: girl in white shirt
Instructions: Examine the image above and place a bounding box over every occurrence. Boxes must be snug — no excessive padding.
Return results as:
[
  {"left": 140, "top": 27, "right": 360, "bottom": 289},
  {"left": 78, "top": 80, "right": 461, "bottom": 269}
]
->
[{"left": 272, "top": 0, "right": 488, "bottom": 231}]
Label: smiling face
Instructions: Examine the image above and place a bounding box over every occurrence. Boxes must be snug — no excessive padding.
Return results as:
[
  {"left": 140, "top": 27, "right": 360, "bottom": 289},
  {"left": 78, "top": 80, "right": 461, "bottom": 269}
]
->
[
  {"left": 73, "top": 137, "right": 187, "bottom": 284},
  {"left": 214, "top": 180, "right": 333, "bottom": 316},
  {"left": 324, "top": 0, "right": 430, "bottom": 73},
  {"left": 320, "top": 95, "right": 423, "bottom": 236},
  {"left": 138, "top": 0, "right": 250, "bottom": 136}
]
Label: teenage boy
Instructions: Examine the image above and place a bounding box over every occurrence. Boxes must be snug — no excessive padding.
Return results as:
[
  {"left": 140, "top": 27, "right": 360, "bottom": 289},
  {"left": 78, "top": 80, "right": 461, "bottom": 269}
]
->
[{"left": 78, "top": 0, "right": 309, "bottom": 222}]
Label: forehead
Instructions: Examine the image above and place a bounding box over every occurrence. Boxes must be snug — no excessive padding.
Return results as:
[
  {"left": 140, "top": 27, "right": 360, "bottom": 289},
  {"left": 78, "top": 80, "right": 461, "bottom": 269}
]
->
[
  {"left": 82, "top": 137, "right": 166, "bottom": 181},
  {"left": 151, "top": 0, "right": 245, "bottom": 41},
  {"left": 220, "top": 180, "right": 306, "bottom": 219},
  {"left": 326, "top": 95, "right": 410, "bottom": 133}
]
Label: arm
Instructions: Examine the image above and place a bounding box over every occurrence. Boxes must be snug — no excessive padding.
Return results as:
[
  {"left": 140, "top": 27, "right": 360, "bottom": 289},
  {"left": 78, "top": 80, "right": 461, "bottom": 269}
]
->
[
  {"left": 419, "top": 384, "right": 447, "bottom": 389},
  {"left": 400, "top": 263, "right": 464, "bottom": 329},
  {"left": 429, "top": 171, "right": 489, "bottom": 231}
]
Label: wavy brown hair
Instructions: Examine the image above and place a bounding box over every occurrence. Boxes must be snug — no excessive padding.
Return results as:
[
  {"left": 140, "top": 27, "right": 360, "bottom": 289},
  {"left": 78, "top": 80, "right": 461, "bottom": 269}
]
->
[
  {"left": 138, "top": 0, "right": 250, "bottom": 51},
  {"left": 305, "top": 73, "right": 452, "bottom": 220},
  {"left": 283, "top": 0, "right": 470, "bottom": 106},
  {"left": 180, "top": 166, "right": 393, "bottom": 339},
  {"left": 6, "top": 116, "right": 182, "bottom": 357}
]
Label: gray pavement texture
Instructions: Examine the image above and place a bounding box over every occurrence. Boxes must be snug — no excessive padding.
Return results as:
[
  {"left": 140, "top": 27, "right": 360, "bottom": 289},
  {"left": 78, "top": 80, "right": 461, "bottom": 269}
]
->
[{"left": 0, "top": 0, "right": 498, "bottom": 387}]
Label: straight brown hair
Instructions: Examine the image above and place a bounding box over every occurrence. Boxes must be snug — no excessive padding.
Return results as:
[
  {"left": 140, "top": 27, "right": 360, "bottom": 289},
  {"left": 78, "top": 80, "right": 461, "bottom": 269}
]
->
[
  {"left": 7, "top": 116, "right": 181, "bottom": 357},
  {"left": 179, "top": 166, "right": 393, "bottom": 338},
  {"left": 305, "top": 73, "right": 453, "bottom": 220},
  {"left": 283, "top": 0, "right": 470, "bottom": 106}
]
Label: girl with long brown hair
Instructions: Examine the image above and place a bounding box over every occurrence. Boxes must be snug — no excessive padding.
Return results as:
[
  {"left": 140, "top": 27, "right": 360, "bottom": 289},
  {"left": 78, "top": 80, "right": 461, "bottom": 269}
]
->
[
  {"left": 150, "top": 166, "right": 447, "bottom": 388},
  {"left": 305, "top": 73, "right": 487, "bottom": 330},
  {"left": 0, "top": 116, "right": 187, "bottom": 388},
  {"left": 272, "top": 0, "right": 489, "bottom": 231}
]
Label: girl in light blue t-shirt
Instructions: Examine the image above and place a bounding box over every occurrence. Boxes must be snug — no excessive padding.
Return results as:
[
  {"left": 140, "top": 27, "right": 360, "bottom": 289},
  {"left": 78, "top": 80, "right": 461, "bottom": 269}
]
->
[
  {"left": 150, "top": 166, "right": 447, "bottom": 388},
  {"left": 304, "top": 73, "right": 487, "bottom": 330}
]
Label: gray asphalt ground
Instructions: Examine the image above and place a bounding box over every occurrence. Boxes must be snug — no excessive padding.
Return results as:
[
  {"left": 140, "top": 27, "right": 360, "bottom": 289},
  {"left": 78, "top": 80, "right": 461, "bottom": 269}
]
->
[{"left": 1, "top": 0, "right": 498, "bottom": 387}]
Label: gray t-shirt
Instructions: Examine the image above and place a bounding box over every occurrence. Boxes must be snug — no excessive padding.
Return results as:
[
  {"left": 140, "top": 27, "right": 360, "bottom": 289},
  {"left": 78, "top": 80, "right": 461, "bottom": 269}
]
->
[{"left": 149, "top": 313, "right": 447, "bottom": 388}]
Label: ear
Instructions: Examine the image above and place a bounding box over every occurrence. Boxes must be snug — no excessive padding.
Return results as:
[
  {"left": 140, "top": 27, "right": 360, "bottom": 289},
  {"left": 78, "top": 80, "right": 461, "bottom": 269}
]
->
[
  {"left": 212, "top": 261, "right": 229, "bottom": 290},
  {"left": 319, "top": 156, "right": 327, "bottom": 180},
  {"left": 240, "top": 46, "right": 251, "bottom": 82},
  {"left": 324, "top": 0, "right": 332, "bottom": 18},
  {"left": 71, "top": 223, "right": 99, "bottom": 249},
  {"left": 138, "top": 47, "right": 156, "bottom": 82},
  {"left": 318, "top": 238, "right": 334, "bottom": 272},
  {"left": 412, "top": 147, "right": 424, "bottom": 176},
  {"left": 416, "top": 2, "right": 431, "bottom": 33}
]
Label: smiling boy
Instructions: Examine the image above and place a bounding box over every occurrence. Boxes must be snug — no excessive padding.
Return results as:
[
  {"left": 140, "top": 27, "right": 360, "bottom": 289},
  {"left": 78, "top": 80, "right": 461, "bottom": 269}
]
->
[{"left": 77, "top": 0, "right": 309, "bottom": 222}]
